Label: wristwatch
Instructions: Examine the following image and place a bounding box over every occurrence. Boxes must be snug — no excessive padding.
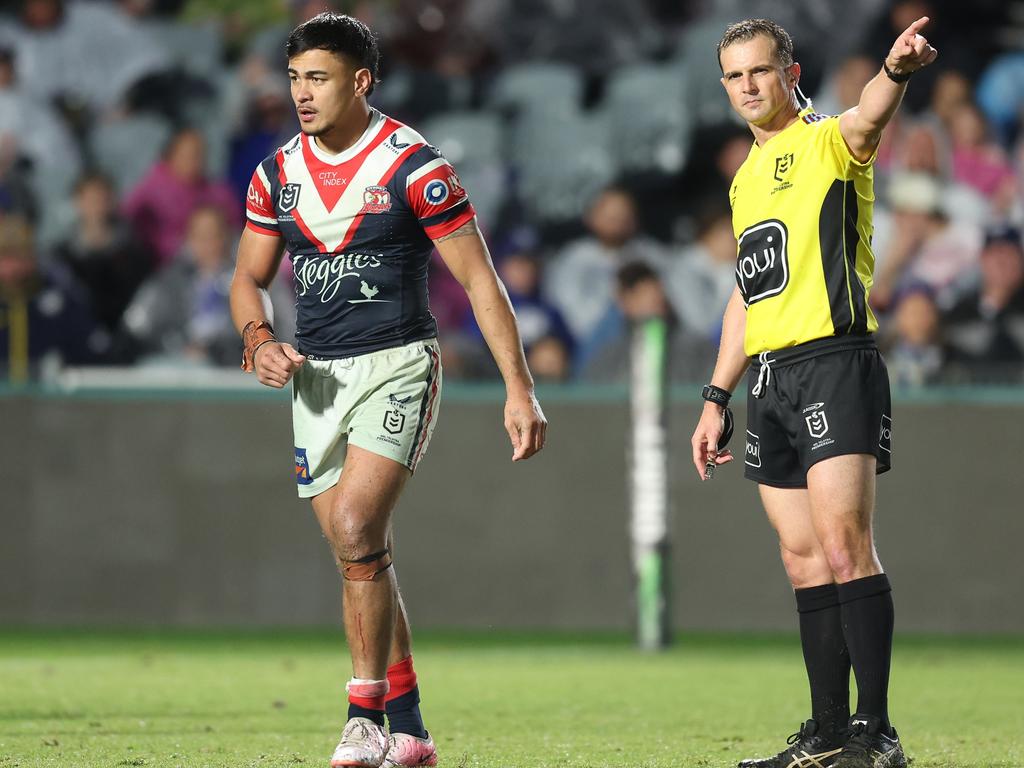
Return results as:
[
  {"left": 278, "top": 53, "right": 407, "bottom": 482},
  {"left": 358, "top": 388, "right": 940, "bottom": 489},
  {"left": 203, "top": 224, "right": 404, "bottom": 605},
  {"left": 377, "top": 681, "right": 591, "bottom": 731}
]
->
[{"left": 701, "top": 384, "right": 731, "bottom": 407}]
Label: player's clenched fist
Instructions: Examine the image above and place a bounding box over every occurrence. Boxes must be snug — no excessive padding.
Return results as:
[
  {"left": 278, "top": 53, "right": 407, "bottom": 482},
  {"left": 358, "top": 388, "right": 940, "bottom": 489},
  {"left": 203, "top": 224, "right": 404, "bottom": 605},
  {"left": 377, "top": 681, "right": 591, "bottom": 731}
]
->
[
  {"left": 885, "top": 16, "right": 938, "bottom": 77},
  {"left": 254, "top": 342, "right": 306, "bottom": 388}
]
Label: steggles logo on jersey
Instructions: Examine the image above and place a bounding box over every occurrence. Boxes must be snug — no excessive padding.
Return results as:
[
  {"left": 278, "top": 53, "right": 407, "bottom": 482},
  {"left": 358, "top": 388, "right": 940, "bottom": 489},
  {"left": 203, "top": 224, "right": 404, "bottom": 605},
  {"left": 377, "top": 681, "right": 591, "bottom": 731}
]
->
[
  {"left": 279, "top": 182, "right": 301, "bottom": 213},
  {"left": 293, "top": 252, "right": 383, "bottom": 303},
  {"left": 359, "top": 186, "right": 392, "bottom": 214},
  {"left": 736, "top": 219, "right": 789, "bottom": 306}
]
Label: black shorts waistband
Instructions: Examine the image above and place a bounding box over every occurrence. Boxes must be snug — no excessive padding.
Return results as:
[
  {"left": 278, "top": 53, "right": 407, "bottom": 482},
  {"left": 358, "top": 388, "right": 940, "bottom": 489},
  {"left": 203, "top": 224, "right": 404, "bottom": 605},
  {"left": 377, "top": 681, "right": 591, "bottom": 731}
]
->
[{"left": 750, "top": 334, "right": 876, "bottom": 369}]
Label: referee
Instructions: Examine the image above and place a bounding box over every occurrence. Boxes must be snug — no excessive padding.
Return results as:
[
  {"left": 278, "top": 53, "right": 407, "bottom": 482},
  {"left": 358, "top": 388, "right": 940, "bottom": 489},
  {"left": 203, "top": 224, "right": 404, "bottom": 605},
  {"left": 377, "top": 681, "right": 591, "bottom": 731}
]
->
[{"left": 691, "top": 17, "right": 936, "bottom": 768}]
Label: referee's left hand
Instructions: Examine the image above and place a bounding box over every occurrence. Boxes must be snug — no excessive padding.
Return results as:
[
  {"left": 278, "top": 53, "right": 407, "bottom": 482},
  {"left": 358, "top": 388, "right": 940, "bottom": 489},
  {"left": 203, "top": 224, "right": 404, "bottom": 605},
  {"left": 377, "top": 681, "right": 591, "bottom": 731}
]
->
[
  {"left": 885, "top": 16, "right": 938, "bottom": 76},
  {"left": 691, "top": 402, "right": 734, "bottom": 481}
]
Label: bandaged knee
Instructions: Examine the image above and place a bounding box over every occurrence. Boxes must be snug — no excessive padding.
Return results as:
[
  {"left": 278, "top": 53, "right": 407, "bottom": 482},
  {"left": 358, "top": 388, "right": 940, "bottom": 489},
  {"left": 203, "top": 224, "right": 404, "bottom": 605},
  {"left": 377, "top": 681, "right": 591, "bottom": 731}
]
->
[{"left": 342, "top": 549, "right": 393, "bottom": 581}]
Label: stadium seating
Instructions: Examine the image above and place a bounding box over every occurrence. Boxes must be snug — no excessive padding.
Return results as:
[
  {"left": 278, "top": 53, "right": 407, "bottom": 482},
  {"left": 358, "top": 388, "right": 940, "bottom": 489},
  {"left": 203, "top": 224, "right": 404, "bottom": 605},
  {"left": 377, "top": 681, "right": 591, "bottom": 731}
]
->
[{"left": 88, "top": 115, "right": 173, "bottom": 194}]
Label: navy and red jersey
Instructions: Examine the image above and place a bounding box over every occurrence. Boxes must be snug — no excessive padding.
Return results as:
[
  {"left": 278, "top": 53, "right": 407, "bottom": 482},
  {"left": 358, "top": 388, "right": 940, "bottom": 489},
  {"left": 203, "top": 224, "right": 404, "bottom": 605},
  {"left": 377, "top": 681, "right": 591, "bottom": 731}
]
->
[{"left": 245, "top": 109, "right": 475, "bottom": 358}]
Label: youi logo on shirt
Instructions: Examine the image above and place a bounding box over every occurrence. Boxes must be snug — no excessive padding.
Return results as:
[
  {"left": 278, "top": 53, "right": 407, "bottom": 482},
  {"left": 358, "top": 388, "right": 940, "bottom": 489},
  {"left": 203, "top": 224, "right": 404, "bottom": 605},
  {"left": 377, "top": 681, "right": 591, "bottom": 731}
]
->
[
  {"left": 293, "top": 252, "right": 384, "bottom": 303},
  {"left": 735, "top": 219, "right": 789, "bottom": 306}
]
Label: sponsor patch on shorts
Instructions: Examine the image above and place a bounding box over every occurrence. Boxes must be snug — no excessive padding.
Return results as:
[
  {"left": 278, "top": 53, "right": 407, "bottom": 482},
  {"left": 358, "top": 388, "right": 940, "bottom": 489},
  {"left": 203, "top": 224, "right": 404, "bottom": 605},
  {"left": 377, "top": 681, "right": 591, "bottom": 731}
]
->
[{"left": 295, "top": 447, "right": 313, "bottom": 485}]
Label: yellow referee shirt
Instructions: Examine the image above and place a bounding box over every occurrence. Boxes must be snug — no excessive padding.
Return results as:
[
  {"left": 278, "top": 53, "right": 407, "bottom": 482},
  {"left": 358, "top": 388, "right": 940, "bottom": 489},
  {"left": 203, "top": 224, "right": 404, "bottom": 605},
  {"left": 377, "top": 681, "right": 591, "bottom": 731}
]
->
[{"left": 730, "top": 108, "right": 879, "bottom": 356}]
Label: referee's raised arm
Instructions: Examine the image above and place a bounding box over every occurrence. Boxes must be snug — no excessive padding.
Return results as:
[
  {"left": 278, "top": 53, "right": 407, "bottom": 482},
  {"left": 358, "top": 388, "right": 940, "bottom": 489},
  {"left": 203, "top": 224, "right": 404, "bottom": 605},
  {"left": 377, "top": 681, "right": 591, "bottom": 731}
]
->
[{"left": 839, "top": 16, "right": 938, "bottom": 161}]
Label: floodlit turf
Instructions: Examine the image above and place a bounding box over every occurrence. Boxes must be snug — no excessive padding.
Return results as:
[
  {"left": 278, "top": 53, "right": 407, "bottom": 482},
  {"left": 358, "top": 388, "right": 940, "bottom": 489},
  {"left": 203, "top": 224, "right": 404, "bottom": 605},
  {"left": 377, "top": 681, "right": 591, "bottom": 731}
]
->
[{"left": 0, "top": 631, "right": 1021, "bottom": 768}]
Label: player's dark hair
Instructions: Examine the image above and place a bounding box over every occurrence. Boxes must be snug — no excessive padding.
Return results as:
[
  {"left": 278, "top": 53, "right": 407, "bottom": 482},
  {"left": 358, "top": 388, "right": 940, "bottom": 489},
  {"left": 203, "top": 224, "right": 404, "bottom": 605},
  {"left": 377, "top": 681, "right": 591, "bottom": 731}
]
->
[
  {"left": 286, "top": 12, "right": 380, "bottom": 96},
  {"left": 717, "top": 18, "right": 794, "bottom": 71}
]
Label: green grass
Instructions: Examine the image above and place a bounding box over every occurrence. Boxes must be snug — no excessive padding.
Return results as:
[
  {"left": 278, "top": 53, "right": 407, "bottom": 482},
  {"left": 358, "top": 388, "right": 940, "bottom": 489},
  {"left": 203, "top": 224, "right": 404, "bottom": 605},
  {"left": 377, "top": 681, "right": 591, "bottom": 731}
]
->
[{"left": 1, "top": 630, "right": 1021, "bottom": 767}]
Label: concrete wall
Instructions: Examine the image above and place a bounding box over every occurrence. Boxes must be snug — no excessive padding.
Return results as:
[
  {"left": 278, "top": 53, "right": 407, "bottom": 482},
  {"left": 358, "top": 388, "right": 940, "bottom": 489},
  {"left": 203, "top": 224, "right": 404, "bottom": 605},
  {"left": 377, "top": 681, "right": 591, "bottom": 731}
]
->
[{"left": 2, "top": 390, "right": 1022, "bottom": 632}]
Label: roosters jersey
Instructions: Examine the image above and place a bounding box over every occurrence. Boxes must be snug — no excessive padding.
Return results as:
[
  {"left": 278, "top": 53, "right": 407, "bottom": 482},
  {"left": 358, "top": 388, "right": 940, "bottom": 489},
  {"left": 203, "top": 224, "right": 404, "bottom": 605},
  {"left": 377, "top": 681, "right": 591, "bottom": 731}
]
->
[{"left": 245, "top": 109, "right": 475, "bottom": 358}]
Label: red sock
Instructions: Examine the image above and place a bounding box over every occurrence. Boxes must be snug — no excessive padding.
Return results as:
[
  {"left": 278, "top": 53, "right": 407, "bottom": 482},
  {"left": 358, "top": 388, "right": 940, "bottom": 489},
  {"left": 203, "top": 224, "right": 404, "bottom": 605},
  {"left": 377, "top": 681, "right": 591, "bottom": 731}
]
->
[
  {"left": 386, "top": 655, "right": 418, "bottom": 702},
  {"left": 347, "top": 678, "right": 388, "bottom": 716}
]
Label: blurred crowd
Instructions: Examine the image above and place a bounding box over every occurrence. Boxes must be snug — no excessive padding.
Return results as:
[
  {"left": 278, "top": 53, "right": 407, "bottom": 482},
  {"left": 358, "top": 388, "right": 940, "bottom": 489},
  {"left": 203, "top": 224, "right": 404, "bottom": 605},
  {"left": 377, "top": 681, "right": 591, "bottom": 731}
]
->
[{"left": 1, "top": 0, "right": 1023, "bottom": 387}]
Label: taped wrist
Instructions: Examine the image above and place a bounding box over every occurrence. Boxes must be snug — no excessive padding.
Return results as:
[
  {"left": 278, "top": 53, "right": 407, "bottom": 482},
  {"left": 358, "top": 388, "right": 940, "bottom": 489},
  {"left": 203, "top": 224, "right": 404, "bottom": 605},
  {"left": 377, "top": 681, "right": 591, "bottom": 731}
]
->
[
  {"left": 342, "top": 549, "right": 393, "bottom": 581},
  {"left": 241, "top": 320, "right": 276, "bottom": 372}
]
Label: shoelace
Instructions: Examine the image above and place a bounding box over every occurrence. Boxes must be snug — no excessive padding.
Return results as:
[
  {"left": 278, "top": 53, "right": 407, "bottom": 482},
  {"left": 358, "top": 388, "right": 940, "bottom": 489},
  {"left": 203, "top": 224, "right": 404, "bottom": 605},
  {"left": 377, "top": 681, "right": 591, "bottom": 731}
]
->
[
  {"left": 842, "top": 722, "right": 872, "bottom": 757},
  {"left": 750, "top": 351, "right": 776, "bottom": 398},
  {"left": 785, "top": 721, "right": 813, "bottom": 746}
]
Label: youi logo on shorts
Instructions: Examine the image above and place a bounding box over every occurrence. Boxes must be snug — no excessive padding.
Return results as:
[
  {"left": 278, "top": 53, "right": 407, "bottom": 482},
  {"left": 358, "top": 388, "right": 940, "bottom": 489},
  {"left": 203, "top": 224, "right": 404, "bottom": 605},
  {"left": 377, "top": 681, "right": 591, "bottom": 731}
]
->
[
  {"left": 736, "top": 219, "right": 789, "bottom": 306},
  {"left": 745, "top": 429, "right": 762, "bottom": 468}
]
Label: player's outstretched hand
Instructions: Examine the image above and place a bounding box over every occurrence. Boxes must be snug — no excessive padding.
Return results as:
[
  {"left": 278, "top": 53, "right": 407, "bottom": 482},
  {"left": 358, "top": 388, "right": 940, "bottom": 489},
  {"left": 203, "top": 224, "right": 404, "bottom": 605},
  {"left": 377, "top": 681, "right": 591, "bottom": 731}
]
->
[
  {"left": 690, "top": 403, "right": 734, "bottom": 481},
  {"left": 505, "top": 391, "right": 547, "bottom": 461},
  {"left": 254, "top": 342, "right": 305, "bottom": 388},
  {"left": 886, "top": 16, "right": 938, "bottom": 76}
]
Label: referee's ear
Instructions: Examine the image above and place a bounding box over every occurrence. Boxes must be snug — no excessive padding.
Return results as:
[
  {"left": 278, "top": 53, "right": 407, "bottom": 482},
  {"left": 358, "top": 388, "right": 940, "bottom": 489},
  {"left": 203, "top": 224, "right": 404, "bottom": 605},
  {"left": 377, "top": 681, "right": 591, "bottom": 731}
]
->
[{"left": 787, "top": 62, "right": 801, "bottom": 88}]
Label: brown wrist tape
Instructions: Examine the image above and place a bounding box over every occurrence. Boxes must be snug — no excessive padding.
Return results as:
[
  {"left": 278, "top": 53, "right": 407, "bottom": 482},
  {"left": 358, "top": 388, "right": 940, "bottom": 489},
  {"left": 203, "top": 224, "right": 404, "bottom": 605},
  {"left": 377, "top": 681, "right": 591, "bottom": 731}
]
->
[{"left": 241, "top": 320, "right": 276, "bottom": 372}]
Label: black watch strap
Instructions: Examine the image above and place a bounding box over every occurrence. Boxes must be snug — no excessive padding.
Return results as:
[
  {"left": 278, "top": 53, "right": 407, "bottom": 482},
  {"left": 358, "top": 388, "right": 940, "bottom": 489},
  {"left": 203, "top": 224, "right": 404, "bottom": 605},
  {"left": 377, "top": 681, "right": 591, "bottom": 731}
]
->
[
  {"left": 883, "top": 60, "right": 913, "bottom": 83},
  {"left": 701, "top": 384, "right": 731, "bottom": 407}
]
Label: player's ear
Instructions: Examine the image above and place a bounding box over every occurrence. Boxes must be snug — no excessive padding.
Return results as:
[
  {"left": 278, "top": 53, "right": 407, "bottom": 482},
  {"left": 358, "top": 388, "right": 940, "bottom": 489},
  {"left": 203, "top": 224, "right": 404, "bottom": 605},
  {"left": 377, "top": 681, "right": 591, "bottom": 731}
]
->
[
  {"left": 788, "top": 62, "right": 801, "bottom": 88},
  {"left": 354, "top": 67, "right": 373, "bottom": 97}
]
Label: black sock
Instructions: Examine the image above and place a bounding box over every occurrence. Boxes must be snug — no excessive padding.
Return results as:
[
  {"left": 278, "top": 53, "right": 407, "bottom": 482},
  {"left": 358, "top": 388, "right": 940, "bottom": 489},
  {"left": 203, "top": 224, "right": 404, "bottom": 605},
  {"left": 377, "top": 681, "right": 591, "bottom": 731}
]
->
[
  {"left": 795, "top": 583, "right": 850, "bottom": 738},
  {"left": 386, "top": 687, "right": 427, "bottom": 739},
  {"left": 348, "top": 702, "right": 385, "bottom": 727},
  {"left": 837, "top": 573, "right": 894, "bottom": 734}
]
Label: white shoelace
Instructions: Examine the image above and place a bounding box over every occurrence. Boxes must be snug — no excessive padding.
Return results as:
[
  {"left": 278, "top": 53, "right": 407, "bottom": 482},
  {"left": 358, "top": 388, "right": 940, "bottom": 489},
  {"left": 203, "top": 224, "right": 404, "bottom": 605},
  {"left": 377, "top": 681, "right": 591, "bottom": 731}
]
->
[{"left": 751, "top": 351, "right": 776, "bottom": 399}]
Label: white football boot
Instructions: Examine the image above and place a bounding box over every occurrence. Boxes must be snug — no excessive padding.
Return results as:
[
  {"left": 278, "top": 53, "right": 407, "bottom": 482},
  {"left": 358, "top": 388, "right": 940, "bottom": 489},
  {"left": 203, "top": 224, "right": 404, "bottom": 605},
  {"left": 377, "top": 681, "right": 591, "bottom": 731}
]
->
[{"left": 330, "top": 717, "right": 390, "bottom": 767}]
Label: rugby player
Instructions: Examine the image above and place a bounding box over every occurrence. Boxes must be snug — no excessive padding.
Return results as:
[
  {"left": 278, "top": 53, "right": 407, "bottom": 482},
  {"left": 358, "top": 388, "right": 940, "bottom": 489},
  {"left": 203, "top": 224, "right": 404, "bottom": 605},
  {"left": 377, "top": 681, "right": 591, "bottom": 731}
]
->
[
  {"left": 229, "top": 13, "right": 546, "bottom": 767},
  {"left": 690, "top": 16, "right": 936, "bottom": 768}
]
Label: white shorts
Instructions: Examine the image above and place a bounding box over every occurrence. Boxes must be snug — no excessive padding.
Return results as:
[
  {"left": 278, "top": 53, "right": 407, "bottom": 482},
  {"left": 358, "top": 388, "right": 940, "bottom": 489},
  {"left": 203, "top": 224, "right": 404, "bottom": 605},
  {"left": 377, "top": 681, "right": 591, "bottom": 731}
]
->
[{"left": 291, "top": 339, "right": 442, "bottom": 498}]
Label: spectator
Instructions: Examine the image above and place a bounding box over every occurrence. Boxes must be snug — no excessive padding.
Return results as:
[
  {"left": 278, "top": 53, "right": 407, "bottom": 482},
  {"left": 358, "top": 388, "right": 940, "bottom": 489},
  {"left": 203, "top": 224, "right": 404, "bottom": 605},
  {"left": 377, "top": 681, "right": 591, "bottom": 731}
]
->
[
  {"left": 814, "top": 53, "right": 876, "bottom": 116},
  {"left": 663, "top": 202, "right": 737, "bottom": 342},
  {"left": 580, "top": 261, "right": 714, "bottom": 384},
  {"left": 881, "top": 284, "right": 946, "bottom": 388},
  {"left": 976, "top": 52, "right": 1024, "bottom": 147},
  {"left": 464, "top": 240, "right": 573, "bottom": 357},
  {"left": 227, "top": 76, "right": 297, "bottom": 201},
  {"left": 0, "top": 0, "right": 170, "bottom": 119},
  {"left": 527, "top": 335, "right": 571, "bottom": 383},
  {"left": 544, "top": 185, "right": 666, "bottom": 345},
  {"left": 53, "top": 173, "right": 151, "bottom": 335},
  {"left": 943, "top": 225, "right": 1024, "bottom": 382},
  {"left": 120, "top": 206, "right": 239, "bottom": 366},
  {"left": 948, "top": 101, "right": 1015, "bottom": 203},
  {"left": 872, "top": 172, "right": 982, "bottom": 311},
  {"left": 123, "top": 127, "right": 240, "bottom": 267},
  {"left": 0, "top": 215, "right": 104, "bottom": 382},
  {"left": 0, "top": 45, "right": 80, "bottom": 199}
]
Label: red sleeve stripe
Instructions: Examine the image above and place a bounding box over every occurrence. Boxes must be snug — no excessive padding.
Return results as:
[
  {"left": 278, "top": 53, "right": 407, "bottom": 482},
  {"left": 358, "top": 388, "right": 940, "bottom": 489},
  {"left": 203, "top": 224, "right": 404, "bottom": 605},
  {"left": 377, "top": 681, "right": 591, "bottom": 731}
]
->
[
  {"left": 423, "top": 204, "right": 476, "bottom": 240},
  {"left": 245, "top": 220, "right": 281, "bottom": 237}
]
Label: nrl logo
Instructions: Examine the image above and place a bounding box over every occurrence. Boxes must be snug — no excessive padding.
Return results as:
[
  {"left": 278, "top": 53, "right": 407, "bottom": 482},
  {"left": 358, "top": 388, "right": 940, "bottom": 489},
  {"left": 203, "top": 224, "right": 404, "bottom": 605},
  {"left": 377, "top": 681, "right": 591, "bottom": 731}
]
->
[
  {"left": 774, "top": 153, "right": 794, "bottom": 182},
  {"left": 803, "top": 402, "right": 829, "bottom": 439},
  {"left": 279, "top": 182, "right": 301, "bottom": 213},
  {"left": 383, "top": 408, "right": 406, "bottom": 435}
]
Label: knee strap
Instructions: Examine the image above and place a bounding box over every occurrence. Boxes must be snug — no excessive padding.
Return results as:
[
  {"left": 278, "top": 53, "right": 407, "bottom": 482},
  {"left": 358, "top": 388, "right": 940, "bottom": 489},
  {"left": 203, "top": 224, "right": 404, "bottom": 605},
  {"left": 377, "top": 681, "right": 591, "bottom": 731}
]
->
[{"left": 342, "top": 548, "right": 393, "bottom": 581}]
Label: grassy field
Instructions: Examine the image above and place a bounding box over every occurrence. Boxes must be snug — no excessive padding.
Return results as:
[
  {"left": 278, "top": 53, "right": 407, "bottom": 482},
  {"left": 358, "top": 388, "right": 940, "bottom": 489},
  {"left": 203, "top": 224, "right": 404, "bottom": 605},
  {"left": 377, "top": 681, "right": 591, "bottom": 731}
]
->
[{"left": 0, "top": 630, "right": 1021, "bottom": 768}]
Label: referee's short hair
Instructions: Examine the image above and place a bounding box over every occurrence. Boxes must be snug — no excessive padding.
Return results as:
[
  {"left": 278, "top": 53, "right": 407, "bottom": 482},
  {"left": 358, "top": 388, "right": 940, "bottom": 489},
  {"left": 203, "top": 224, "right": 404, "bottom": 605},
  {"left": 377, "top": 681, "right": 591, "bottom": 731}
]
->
[
  {"left": 286, "top": 12, "right": 380, "bottom": 96},
  {"left": 717, "top": 18, "right": 794, "bottom": 71}
]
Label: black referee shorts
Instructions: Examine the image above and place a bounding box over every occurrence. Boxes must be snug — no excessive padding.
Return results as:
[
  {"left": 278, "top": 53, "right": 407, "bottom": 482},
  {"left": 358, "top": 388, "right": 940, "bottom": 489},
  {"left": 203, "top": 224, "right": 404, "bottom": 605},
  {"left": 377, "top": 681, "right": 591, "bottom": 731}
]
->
[{"left": 743, "top": 335, "right": 892, "bottom": 488}]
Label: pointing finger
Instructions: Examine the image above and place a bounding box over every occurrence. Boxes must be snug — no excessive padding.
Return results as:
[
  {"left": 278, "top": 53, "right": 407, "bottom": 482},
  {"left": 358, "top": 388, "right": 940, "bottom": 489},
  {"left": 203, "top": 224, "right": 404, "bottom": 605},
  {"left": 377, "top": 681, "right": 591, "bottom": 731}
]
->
[{"left": 904, "top": 15, "right": 929, "bottom": 37}]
